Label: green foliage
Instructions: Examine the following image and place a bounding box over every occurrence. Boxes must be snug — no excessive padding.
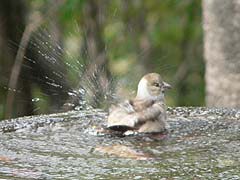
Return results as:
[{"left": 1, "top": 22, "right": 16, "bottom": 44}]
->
[
  {"left": 0, "top": 0, "right": 204, "bottom": 119},
  {"left": 100, "top": 0, "right": 204, "bottom": 106},
  {"left": 59, "top": 0, "right": 85, "bottom": 25}
]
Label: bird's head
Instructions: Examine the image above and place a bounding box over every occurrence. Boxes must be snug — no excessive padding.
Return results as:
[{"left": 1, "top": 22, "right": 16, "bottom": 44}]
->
[{"left": 136, "top": 73, "right": 171, "bottom": 101}]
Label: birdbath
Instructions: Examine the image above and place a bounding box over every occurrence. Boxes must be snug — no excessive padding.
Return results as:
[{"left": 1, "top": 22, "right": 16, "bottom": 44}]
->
[{"left": 0, "top": 107, "right": 239, "bottom": 179}]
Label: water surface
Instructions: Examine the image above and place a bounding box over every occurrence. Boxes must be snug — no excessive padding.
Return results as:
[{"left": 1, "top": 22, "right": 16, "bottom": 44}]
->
[{"left": 0, "top": 107, "right": 239, "bottom": 179}]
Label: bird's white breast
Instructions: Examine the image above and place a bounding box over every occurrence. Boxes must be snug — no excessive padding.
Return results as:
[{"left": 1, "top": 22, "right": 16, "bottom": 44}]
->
[{"left": 136, "top": 78, "right": 151, "bottom": 99}]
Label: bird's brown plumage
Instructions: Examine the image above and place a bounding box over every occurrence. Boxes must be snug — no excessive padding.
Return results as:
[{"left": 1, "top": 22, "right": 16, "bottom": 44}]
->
[{"left": 107, "top": 73, "right": 171, "bottom": 134}]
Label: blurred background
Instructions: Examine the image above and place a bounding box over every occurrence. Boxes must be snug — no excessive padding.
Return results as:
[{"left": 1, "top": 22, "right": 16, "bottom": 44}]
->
[{"left": 0, "top": 0, "right": 239, "bottom": 120}]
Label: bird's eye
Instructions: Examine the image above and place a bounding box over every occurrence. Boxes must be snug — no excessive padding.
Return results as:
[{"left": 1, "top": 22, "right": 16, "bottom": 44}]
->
[{"left": 153, "top": 83, "right": 160, "bottom": 87}]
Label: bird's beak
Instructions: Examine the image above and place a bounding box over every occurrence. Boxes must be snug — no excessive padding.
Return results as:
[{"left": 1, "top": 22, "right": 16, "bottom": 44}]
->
[{"left": 163, "top": 81, "right": 172, "bottom": 90}]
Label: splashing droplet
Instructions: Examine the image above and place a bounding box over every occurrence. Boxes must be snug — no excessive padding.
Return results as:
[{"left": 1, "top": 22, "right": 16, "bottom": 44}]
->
[{"left": 32, "top": 98, "right": 40, "bottom": 102}]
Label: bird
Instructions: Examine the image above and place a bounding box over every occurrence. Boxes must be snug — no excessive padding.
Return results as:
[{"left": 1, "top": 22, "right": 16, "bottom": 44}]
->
[{"left": 107, "top": 73, "right": 171, "bottom": 134}]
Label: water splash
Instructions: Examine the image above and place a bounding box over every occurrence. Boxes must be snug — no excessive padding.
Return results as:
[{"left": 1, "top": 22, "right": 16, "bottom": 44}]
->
[{"left": 17, "top": 28, "right": 116, "bottom": 114}]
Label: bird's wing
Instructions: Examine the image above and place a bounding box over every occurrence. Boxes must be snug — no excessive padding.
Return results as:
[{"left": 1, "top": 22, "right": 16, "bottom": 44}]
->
[
  {"left": 130, "top": 99, "right": 154, "bottom": 112},
  {"left": 119, "top": 100, "right": 135, "bottom": 113},
  {"left": 107, "top": 104, "right": 137, "bottom": 130},
  {"left": 136, "top": 102, "right": 164, "bottom": 123}
]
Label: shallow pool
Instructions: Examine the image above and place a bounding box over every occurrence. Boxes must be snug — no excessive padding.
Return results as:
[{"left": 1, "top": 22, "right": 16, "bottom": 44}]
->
[{"left": 0, "top": 107, "right": 239, "bottom": 179}]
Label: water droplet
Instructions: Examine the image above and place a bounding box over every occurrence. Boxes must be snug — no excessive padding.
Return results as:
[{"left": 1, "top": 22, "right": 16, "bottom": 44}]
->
[
  {"left": 68, "top": 92, "right": 77, "bottom": 96},
  {"left": 32, "top": 98, "right": 40, "bottom": 102}
]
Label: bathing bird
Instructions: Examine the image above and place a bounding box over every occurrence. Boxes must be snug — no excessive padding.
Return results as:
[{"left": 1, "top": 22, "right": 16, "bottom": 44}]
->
[{"left": 107, "top": 73, "right": 171, "bottom": 134}]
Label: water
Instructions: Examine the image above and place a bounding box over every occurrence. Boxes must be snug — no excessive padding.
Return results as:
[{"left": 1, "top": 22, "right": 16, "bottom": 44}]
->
[{"left": 0, "top": 107, "right": 239, "bottom": 179}]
